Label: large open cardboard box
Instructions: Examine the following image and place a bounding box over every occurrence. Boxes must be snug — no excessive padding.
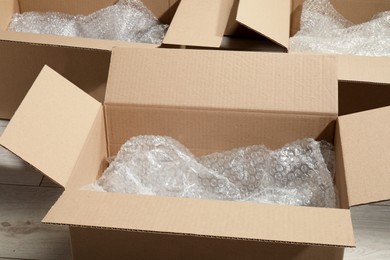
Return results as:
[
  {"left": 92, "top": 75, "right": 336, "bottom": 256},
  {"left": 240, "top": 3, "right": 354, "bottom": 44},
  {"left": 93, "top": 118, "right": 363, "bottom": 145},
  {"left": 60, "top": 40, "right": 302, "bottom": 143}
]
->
[
  {"left": 1, "top": 48, "right": 390, "bottom": 259},
  {"left": 0, "top": 0, "right": 180, "bottom": 119},
  {"left": 164, "top": 0, "right": 390, "bottom": 112}
]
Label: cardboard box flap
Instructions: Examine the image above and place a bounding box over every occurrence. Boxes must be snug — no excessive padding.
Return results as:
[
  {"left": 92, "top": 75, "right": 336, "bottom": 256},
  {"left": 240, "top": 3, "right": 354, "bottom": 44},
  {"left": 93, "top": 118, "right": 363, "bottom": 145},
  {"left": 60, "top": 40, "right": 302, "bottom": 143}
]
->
[
  {"left": 0, "top": 66, "right": 101, "bottom": 187},
  {"left": 338, "top": 106, "right": 390, "bottom": 207},
  {"left": 338, "top": 55, "right": 390, "bottom": 84},
  {"left": 163, "top": 0, "right": 235, "bottom": 47},
  {"left": 236, "top": 0, "right": 291, "bottom": 48},
  {"left": 105, "top": 48, "right": 338, "bottom": 115},
  {"left": 43, "top": 190, "right": 355, "bottom": 247}
]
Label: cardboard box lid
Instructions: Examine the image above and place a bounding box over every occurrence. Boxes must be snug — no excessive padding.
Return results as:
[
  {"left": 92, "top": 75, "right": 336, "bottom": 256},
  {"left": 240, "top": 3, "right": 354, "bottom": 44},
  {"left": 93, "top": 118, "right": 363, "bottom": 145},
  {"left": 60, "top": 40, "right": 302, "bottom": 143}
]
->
[
  {"left": 43, "top": 190, "right": 355, "bottom": 247},
  {"left": 163, "top": 0, "right": 290, "bottom": 48},
  {"left": 338, "top": 106, "right": 390, "bottom": 207},
  {"left": 105, "top": 47, "right": 338, "bottom": 116},
  {"left": 0, "top": 66, "right": 102, "bottom": 187}
]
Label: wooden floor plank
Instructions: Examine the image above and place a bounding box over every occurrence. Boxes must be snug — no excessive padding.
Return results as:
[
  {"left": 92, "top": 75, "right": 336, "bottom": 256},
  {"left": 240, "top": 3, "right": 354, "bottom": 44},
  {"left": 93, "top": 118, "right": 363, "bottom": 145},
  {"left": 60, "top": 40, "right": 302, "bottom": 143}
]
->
[
  {"left": 0, "top": 120, "right": 43, "bottom": 186},
  {"left": 0, "top": 185, "right": 71, "bottom": 260},
  {"left": 344, "top": 204, "right": 390, "bottom": 260}
]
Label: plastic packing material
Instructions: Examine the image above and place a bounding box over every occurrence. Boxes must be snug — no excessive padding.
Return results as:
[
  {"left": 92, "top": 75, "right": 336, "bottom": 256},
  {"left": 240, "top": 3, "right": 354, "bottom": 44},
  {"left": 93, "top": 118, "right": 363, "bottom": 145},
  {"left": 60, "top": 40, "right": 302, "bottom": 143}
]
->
[
  {"left": 289, "top": 0, "right": 390, "bottom": 56},
  {"left": 84, "top": 136, "right": 338, "bottom": 208},
  {"left": 7, "top": 0, "right": 168, "bottom": 44}
]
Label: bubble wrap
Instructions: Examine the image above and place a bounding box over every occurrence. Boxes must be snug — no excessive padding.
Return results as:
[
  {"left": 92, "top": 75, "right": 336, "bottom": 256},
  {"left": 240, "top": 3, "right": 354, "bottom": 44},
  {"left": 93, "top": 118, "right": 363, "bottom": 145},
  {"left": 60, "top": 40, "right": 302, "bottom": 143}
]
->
[
  {"left": 7, "top": 0, "right": 168, "bottom": 44},
  {"left": 289, "top": 0, "right": 390, "bottom": 56},
  {"left": 84, "top": 136, "right": 338, "bottom": 208}
]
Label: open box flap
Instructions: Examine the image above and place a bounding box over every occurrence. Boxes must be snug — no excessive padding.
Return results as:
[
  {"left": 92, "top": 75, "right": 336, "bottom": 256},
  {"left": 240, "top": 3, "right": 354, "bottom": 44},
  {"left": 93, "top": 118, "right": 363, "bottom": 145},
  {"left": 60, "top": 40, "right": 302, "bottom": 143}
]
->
[
  {"left": 236, "top": 0, "right": 291, "bottom": 48},
  {"left": 105, "top": 47, "right": 338, "bottom": 115},
  {"left": 43, "top": 190, "right": 355, "bottom": 247},
  {"left": 337, "top": 55, "right": 390, "bottom": 85},
  {"left": 338, "top": 106, "right": 390, "bottom": 207},
  {"left": 163, "top": 0, "right": 235, "bottom": 47},
  {"left": 0, "top": 66, "right": 102, "bottom": 187}
]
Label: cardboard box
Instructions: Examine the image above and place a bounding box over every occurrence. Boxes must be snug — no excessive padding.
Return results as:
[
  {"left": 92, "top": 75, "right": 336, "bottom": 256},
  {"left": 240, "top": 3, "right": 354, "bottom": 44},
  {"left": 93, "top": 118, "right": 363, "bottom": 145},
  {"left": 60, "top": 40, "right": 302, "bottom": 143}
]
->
[
  {"left": 1, "top": 48, "right": 390, "bottom": 259},
  {"left": 164, "top": 0, "right": 390, "bottom": 106},
  {"left": 0, "top": 0, "right": 179, "bottom": 119}
]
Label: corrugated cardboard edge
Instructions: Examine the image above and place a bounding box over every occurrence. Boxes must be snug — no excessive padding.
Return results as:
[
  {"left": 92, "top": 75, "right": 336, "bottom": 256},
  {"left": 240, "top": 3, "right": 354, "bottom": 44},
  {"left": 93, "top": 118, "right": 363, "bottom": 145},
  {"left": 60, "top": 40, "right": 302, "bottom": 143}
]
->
[
  {"left": 43, "top": 190, "right": 355, "bottom": 247},
  {"left": 338, "top": 106, "right": 390, "bottom": 206},
  {"left": 337, "top": 55, "right": 390, "bottom": 85},
  {"left": 236, "top": 0, "right": 291, "bottom": 48},
  {"left": 0, "top": 31, "right": 158, "bottom": 51},
  {"left": 0, "top": 66, "right": 101, "bottom": 187},
  {"left": 163, "top": 0, "right": 235, "bottom": 47}
]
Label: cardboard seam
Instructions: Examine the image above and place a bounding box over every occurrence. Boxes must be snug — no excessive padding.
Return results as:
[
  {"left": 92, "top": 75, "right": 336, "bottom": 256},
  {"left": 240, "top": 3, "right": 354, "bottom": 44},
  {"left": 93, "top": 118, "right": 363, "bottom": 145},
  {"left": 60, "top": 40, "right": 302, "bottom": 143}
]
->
[
  {"left": 42, "top": 221, "right": 354, "bottom": 248},
  {"left": 66, "top": 107, "right": 104, "bottom": 188},
  {"left": 335, "top": 121, "right": 351, "bottom": 208},
  {"left": 104, "top": 103, "right": 338, "bottom": 118},
  {"left": 103, "top": 105, "right": 111, "bottom": 158}
]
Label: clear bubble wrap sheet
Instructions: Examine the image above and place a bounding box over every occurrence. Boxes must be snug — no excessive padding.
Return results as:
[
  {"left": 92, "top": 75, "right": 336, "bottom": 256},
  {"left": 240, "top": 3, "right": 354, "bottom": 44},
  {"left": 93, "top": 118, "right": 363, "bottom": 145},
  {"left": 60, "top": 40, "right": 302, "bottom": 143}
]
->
[
  {"left": 7, "top": 0, "right": 168, "bottom": 44},
  {"left": 289, "top": 0, "right": 390, "bottom": 56},
  {"left": 85, "top": 136, "right": 338, "bottom": 208}
]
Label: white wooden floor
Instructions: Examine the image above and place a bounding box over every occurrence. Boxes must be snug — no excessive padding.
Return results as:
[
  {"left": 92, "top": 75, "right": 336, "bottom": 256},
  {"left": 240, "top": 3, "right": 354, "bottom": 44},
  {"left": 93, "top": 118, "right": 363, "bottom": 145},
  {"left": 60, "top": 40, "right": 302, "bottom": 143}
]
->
[{"left": 0, "top": 119, "right": 389, "bottom": 260}]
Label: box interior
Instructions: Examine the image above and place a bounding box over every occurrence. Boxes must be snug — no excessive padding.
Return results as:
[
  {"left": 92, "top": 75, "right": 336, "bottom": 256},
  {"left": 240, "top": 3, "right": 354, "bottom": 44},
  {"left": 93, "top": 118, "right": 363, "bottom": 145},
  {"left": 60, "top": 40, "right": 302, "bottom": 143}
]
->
[
  {"left": 79, "top": 48, "right": 348, "bottom": 207},
  {"left": 291, "top": 0, "right": 390, "bottom": 39}
]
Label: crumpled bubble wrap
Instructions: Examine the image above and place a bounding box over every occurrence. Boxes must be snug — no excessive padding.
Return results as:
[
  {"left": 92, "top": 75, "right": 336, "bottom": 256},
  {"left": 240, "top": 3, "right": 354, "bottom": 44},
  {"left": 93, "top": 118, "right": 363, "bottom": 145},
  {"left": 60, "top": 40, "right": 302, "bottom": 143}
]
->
[
  {"left": 7, "top": 0, "right": 168, "bottom": 44},
  {"left": 289, "top": 0, "right": 390, "bottom": 56},
  {"left": 84, "top": 136, "right": 338, "bottom": 208}
]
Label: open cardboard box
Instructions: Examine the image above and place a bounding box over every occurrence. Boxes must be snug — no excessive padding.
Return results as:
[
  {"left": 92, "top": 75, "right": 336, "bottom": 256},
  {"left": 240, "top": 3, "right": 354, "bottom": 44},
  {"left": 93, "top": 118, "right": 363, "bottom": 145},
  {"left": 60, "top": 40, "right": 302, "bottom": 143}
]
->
[
  {"left": 1, "top": 48, "right": 390, "bottom": 259},
  {"left": 0, "top": 0, "right": 180, "bottom": 119},
  {"left": 164, "top": 0, "right": 390, "bottom": 105}
]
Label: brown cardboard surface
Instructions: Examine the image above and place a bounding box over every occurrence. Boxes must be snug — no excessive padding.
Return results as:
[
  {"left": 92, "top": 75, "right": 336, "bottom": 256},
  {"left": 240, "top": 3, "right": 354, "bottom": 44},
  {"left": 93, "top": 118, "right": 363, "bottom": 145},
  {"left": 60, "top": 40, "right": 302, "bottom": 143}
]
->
[
  {"left": 18, "top": 0, "right": 116, "bottom": 14},
  {"left": 237, "top": 0, "right": 290, "bottom": 48},
  {"left": 105, "top": 105, "right": 335, "bottom": 157},
  {"left": 337, "top": 56, "right": 390, "bottom": 85},
  {"left": 338, "top": 106, "right": 390, "bottom": 206},
  {"left": 44, "top": 190, "right": 355, "bottom": 247},
  {"left": 0, "top": 66, "right": 101, "bottom": 187},
  {"left": 0, "top": 0, "right": 18, "bottom": 30},
  {"left": 105, "top": 48, "right": 337, "bottom": 115},
  {"left": 163, "top": 0, "right": 234, "bottom": 47},
  {"left": 70, "top": 226, "right": 344, "bottom": 260},
  {"left": 18, "top": 0, "right": 171, "bottom": 22},
  {"left": 334, "top": 123, "right": 349, "bottom": 209},
  {"left": 0, "top": 41, "right": 110, "bottom": 119},
  {"left": 66, "top": 107, "right": 107, "bottom": 190}
]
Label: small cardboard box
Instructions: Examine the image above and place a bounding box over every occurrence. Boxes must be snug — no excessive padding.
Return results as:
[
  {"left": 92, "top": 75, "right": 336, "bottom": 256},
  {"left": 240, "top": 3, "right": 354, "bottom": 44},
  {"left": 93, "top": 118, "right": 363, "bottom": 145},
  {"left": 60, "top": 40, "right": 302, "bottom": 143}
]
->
[
  {"left": 1, "top": 48, "right": 390, "bottom": 259},
  {"left": 0, "top": 0, "right": 179, "bottom": 119},
  {"left": 164, "top": 0, "right": 390, "bottom": 110}
]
